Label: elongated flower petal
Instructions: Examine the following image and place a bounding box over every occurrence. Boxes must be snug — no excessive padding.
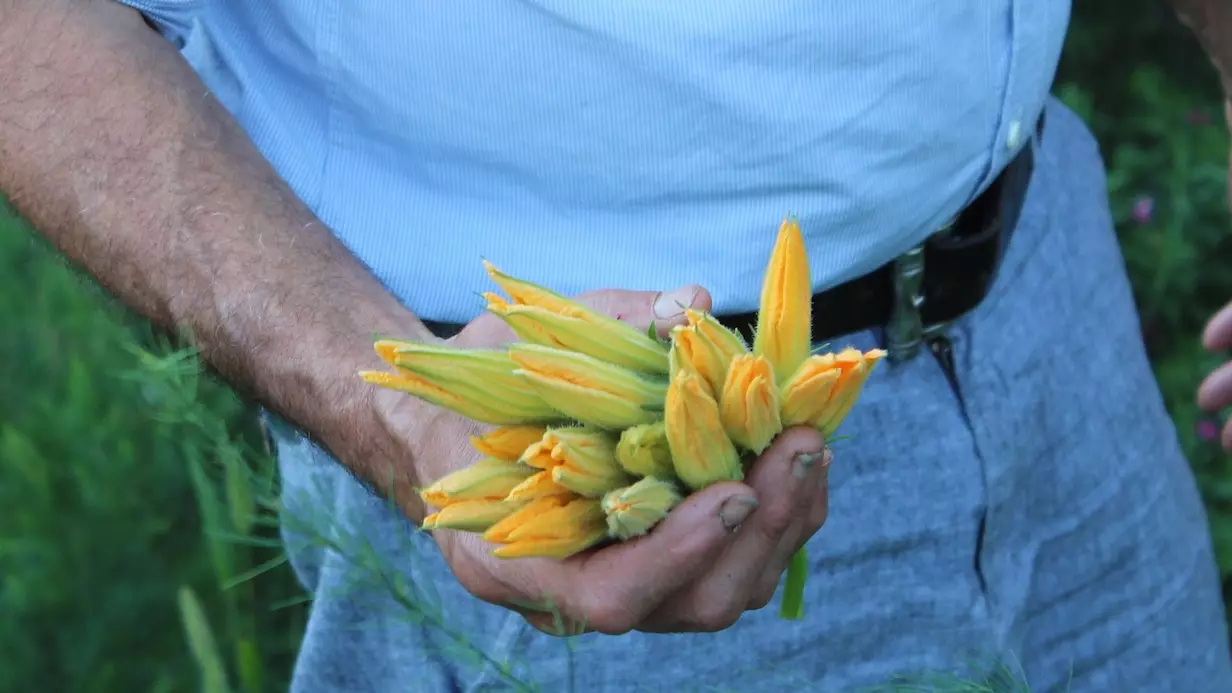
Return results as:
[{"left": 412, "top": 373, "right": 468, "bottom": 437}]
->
[
  {"left": 493, "top": 525, "right": 609, "bottom": 559},
  {"left": 669, "top": 325, "right": 729, "bottom": 396},
  {"left": 483, "top": 495, "right": 573, "bottom": 544},
  {"left": 615, "top": 422, "right": 676, "bottom": 479},
  {"left": 503, "top": 499, "right": 605, "bottom": 540},
  {"left": 509, "top": 344, "right": 665, "bottom": 429},
  {"left": 492, "top": 498, "right": 609, "bottom": 559},
  {"left": 685, "top": 309, "right": 749, "bottom": 362},
  {"left": 602, "top": 476, "right": 682, "bottom": 540},
  {"left": 488, "top": 301, "right": 669, "bottom": 375},
  {"left": 514, "top": 427, "right": 631, "bottom": 498},
  {"left": 719, "top": 354, "right": 783, "bottom": 454},
  {"left": 817, "top": 349, "right": 885, "bottom": 436},
  {"left": 470, "top": 425, "right": 547, "bottom": 462},
  {"left": 753, "top": 217, "right": 812, "bottom": 384},
  {"left": 552, "top": 464, "right": 630, "bottom": 499},
  {"left": 422, "top": 499, "right": 525, "bottom": 532},
  {"left": 665, "top": 370, "right": 744, "bottom": 490},
  {"left": 779, "top": 354, "right": 842, "bottom": 427},
  {"left": 418, "top": 458, "right": 537, "bottom": 508},
  {"left": 484, "top": 261, "right": 669, "bottom": 373},
  {"left": 389, "top": 343, "right": 555, "bottom": 414},
  {"left": 360, "top": 370, "right": 555, "bottom": 426},
  {"left": 505, "top": 471, "right": 575, "bottom": 502}
]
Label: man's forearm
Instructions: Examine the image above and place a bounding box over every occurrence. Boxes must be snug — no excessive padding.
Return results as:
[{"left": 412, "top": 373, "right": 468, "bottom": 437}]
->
[
  {"left": 1168, "top": 0, "right": 1232, "bottom": 95},
  {"left": 0, "top": 2, "right": 434, "bottom": 514}
]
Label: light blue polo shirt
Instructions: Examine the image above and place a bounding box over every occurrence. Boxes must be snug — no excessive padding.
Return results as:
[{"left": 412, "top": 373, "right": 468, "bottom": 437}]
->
[{"left": 122, "top": 1, "right": 1070, "bottom": 324}]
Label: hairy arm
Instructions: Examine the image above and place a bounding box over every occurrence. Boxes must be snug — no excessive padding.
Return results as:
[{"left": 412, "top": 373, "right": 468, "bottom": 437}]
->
[{"left": 0, "top": 1, "right": 435, "bottom": 519}]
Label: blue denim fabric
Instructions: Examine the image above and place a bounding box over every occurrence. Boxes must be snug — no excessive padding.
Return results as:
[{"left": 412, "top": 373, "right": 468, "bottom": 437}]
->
[{"left": 267, "top": 101, "right": 1232, "bottom": 692}]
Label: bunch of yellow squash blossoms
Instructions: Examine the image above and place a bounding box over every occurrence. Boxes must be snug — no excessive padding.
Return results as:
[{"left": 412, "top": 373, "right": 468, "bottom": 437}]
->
[{"left": 360, "top": 217, "right": 885, "bottom": 619}]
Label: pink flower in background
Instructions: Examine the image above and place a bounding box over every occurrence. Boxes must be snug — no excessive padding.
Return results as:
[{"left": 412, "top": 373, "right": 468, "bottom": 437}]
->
[
  {"left": 1131, "top": 196, "right": 1155, "bottom": 224},
  {"left": 1197, "top": 418, "right": 1220, "bottom": 442}
]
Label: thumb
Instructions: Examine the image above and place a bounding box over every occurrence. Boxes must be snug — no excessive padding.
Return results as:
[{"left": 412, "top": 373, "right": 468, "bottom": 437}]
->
[{"left": 575, "top": 284, "right": 712, "bottom": 338}]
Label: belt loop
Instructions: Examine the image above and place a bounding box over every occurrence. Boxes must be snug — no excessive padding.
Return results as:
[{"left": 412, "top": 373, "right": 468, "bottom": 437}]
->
[{"left": 885, "top": 243, "right": 926, "bottom": 363}]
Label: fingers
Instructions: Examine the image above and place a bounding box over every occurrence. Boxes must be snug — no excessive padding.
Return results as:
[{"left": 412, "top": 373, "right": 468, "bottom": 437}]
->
[
  {"left": 511, "top": 482, "right": 755, "bottom": 635},
  {"left": 575, "top": 284, "right": 712, "bottom": 338},
  {"left": 1198, "top": 361, "right": 1232, "bottom": 413},
  {"left": 640, "top": 427, "right": 827, "bottom": 632},
  {"left": 1202, "top": 301, "right": 1232, "bottom": 352},
  {"left": 749, "top": 447, "right": 831, "bottom": 610}
]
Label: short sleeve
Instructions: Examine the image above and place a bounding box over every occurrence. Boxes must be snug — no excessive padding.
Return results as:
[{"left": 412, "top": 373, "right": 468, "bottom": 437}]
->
[{"left": 111, "top": 0, "right": 201, "bottom": 47}]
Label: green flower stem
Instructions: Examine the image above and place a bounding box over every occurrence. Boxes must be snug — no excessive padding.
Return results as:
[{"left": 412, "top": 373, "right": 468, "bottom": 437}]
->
[{"left": 779, "top": 547, "right": 807, "bottom": 620}]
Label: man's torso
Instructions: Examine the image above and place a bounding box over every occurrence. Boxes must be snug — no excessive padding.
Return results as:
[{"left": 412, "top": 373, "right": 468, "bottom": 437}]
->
[{"left": 124, "top": 0, "right": 1070, "bottom": 322}]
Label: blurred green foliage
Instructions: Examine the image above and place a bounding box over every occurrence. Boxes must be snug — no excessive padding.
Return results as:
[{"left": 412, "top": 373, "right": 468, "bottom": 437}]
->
[{"left": 0, "top": 3, "right": 1230, "bottom": 691}]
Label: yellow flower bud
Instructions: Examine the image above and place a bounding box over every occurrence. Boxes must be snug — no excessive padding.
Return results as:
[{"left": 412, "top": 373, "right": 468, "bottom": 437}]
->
[
  {"left": 489, "top": 498, "right": 609, "bottom": 559},
  {"left": 615, "top": 422, "right": 675, "bottom": 479},
  {"left": 602, "top": 476, "right": 682, "bottom": 540},
  {"left": 484, "top": 495, "right": 572, "bottom": 544},
  {"left": 779, "top": 354, "right": 842, "bottom": 427},
  {"left": 469, "top": 425, "right": 547, "bottom": 462},
  {"left": 504, "top": 470, "right": 574, "bottom": 503},
  {"left": 508, "top": 344, "right": 666, "bottom": 430},
  {"left": 422, "top": 499, "right": 525, "bottom": 532},
  {"left": 816, "top": 349, "right": 885, "bottom": 436},
  {"left": 668, "top": 325, "right": 729, "bottom": 395},
  {"left": 359, "top": 370, "right": 556, "bottom": 426},
  {"left": 483, "top": 261, "right": 670, "bottom": 374},
  {"left": 665, "top": 370, "right": 744, "bottom": 491},
  {"left": 685, "top": 308, "right": 749, "bottom": 363},
  {"left": 361, "top": 342, "right": 563, "bottom": 425},
  {"left": 509, "top": 427, "right": 629, "bottom": 498},
  {"left": 719, "top": 354, "right": 783, "bottom": 454},
  {"left": 418, "top": 458, "right": 537, "bottom": 508},
  {"left": 487, "top": 300, "right": 669, "bottom": 375},
  {"left": 753, "top": 217, "right": 812, "bottom": 384}
]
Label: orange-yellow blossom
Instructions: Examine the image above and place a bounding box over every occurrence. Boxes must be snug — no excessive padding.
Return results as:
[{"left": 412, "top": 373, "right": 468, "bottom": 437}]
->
[
  {"left": 779, "top": 348, "right": 885, "bottom": 433},
  {"left": 418, "top": 458, "right": 537, "bottom": 508},
  {"left": 361, "top": 341, "right": 562, "bottom": 425},
  {"left": 615, "top": 422, "right": 675, "bottom": 479},
  {"left": 669, "top": 325, "right": 729, "bottom": 396},
  {"left": 513, "top": 428, "right": 630, "bottom": 498},
  {"left": 487, "top": 497, "right": 609, "bottom": 559},
  {"left": 665, "top": 370, "right": 744, "bottom": 491},
  {"left": 508, "top": 344, "right": 665, "bottom": 429},
  {"left": 815, "top": 349, "right": 885, "bottom": 436},
  {"left": 779, "top": 354, "right": 843, "bottom": 427},
  {"left": 602, "top": 476, "right": 682, "bottom": 540},
  {"left": 421, "top": 499, "right": 526, "bottom": 532},
  {"left": 483, "top": 261, "right": 669, "bottom": 373},
  {"left": 504, "top": 471, "right": 575, "bottom": 503},
  {"left": 685, "top": 308, "right": 749, "bottom": 361},
  {"left": 469, "top": 425, "right": 547, "bottom": 462},
  {"left": 752, "top": 217, "right": 812, "bottom": 384},
  {"left": 719, "top": 354, "right": 783, "bottom": 454}
]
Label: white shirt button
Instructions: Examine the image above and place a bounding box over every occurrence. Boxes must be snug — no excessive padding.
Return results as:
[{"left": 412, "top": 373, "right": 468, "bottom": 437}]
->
[{"left": 1005, "top": 120, "right": 1023, "bottom": 150}]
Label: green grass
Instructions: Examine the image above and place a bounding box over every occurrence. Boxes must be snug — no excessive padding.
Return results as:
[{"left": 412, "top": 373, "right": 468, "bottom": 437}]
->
[{"left": 1, "top": 4, "right": 1231, "bottom": 691}]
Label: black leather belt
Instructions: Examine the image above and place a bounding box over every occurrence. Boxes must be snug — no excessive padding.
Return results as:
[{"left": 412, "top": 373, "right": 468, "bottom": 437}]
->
[
  {"left": 718, "top": 115, "right": 1041, "bottom": 360},
  {"left": 423, "top": 116, "right": 1041, "bottom": 355}
]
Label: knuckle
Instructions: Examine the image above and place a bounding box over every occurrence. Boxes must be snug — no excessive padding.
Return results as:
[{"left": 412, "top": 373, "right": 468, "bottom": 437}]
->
[
  {"left": 748, "top": 583, "right": 777, "bottom": 612},
  {"left": 580, "top": 596, "right": 638, "bottom": 635},
  {"left": 690, "top": 599, "right": 744, "bottom": 633},
  {"left": 754, "top": 500, "right": 796, "bottom": 539}
]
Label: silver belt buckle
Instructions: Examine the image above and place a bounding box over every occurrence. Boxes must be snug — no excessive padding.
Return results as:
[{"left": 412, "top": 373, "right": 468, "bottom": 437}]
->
[{"left": 884, "top": 218, "right": 956, "bottom": 364}]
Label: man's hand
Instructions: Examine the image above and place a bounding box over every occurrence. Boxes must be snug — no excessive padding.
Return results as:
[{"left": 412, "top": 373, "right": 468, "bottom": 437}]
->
[
  {"left": 1199, "top": 300, "right": 1232, "bottom": 452},
  {"left": 376, "top": 285, "right": 832, "bottom": 635}
]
